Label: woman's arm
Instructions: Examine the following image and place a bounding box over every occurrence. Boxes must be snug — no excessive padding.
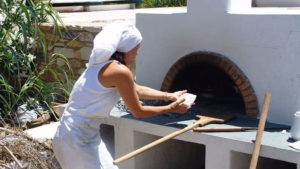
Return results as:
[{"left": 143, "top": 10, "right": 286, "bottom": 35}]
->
[
  {"left": 99, "top": 63, "right": 190, "bottom": 118},
  {"left": 135, "top": 84, "right": 167, "bottom": 101},
  {"left": 135, "top": 84, "right": 187, "bottom": 101}
]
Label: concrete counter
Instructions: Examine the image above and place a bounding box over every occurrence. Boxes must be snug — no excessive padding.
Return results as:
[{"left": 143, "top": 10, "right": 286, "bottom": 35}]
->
[
  {"left": 25, "top": 104, "right": 300, "bottom": 169},
  {"left": 100, "top": 106, "right": 300, "bottom": 169}
]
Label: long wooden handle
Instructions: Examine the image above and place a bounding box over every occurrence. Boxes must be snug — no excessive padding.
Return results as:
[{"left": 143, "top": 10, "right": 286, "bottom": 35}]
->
[
  {"left": 193, "top": 126, "right": 289, "bottom": 132},
  {"left": 113, "top": 119, "right": 204, "bottom": 164},
  {"left": 193, "top": 127, "right": 258, "bottom": 132},
  {"left": 249, "top": 93, "right": 271, "bottom": 169}
]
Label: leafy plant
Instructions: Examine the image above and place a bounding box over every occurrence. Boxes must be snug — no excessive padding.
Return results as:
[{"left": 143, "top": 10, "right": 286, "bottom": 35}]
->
[
  {"left": 138, "top": 0, "right": 187, "bottom": 8},
  {"left": 0, "top": 0, "right": 72, "bottom": 127}
]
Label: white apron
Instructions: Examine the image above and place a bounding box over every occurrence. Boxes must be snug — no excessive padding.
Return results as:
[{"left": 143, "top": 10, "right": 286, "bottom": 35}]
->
[{"left": 53, "top": 60, "right": 120, "bottom": 169}]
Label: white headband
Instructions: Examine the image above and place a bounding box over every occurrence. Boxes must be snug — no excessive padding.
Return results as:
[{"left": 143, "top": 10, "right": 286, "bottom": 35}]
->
[{"left": 88, "top": 21, "right": 142, "bottom": 66}]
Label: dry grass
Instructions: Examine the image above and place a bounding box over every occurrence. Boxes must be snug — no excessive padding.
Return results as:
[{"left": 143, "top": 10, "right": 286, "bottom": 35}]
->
[{"left": 0, "top": 127, "right": 61, "bottom": 169}]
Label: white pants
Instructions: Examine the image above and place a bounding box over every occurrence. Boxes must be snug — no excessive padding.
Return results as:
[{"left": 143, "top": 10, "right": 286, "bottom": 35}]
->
[{"left": 53, "top": 114, "right": 119, "bottom": 169}]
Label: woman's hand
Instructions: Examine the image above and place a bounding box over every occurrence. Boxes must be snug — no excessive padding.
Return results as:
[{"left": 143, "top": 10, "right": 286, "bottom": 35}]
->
[
  {"left": 168, "top": 97, "right": 191, "bottom": 114},
  {"left": 166, "top": 90, "right": 187, "bottom": 102}
]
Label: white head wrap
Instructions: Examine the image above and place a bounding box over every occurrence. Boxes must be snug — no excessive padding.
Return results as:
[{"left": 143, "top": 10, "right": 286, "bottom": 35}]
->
[{"left": 88, "top": 21, "right": 142, "bottom": 66}]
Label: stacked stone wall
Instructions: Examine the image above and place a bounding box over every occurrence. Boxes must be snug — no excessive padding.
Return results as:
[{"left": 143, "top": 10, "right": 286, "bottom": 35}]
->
[{"left": 39, "top": 24, "right": 102, "bottom": 81}]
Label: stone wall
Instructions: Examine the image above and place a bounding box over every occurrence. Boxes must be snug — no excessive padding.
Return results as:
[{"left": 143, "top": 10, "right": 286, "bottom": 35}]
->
[
  {"left": 39, "top": 23, "right": 137, "bottom": 84},
  {"left": 39, "top": 23, "right": 102, "bottom": 81}
]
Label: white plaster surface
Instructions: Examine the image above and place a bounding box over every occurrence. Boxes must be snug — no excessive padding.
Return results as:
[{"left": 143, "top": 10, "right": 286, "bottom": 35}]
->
[{"left": 135, "top": 0, "right": 300, "bottom": 125}]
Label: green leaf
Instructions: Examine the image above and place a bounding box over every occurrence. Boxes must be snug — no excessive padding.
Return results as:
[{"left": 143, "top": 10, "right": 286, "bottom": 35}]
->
[
  {"left": 20, "top": 23, "right": 28, "bottom": 47},
  {"left": 19, "top": 4, "right": 31, "bottom": 28},
  {"left": 38, "top": 28, "right": 48, "bottom": 60}
]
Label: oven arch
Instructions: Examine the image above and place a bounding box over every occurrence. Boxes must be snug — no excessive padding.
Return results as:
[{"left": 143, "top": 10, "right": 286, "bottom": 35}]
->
[{"left": 161, "top": 51, "right": 259, "bottom": 116}]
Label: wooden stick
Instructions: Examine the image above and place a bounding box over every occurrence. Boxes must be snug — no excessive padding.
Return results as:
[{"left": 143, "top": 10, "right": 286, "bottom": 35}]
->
[
  {"left": 193, "top": 127, "right": 257, "bottom": 132},
  {"left": 113, "top": 119, "right": 205, "bottom": 164},
  {"left": 249, "top": 93, "right": 271, "bottom": 169},
  {"left": 192, "top": 126, "right": 289, "bottom": 132}
]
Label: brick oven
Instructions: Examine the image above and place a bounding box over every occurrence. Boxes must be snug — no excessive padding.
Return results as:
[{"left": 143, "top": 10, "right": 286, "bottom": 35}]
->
[
  {"left": 161, "top": 51, "right": 259, "bottom": 116},
  {"left": 135, "top": 0, "right": 300, "bottom": 125}
]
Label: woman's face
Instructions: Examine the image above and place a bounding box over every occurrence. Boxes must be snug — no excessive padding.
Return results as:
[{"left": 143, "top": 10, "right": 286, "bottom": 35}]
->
[{"left": 124, "top": 44, "right": 140, "bottom": 66}]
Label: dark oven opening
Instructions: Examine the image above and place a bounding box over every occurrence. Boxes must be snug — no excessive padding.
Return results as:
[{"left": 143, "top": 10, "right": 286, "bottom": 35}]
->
[{"left": 161, "top": 51, "right": 259, "bottom": 116}]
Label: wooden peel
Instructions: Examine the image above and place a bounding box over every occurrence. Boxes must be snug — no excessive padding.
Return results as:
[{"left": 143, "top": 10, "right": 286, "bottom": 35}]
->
[
  {"left": 195, "top": 112, "right": 236, "bottom": 127},
  {"left": 113, "top": 112, "right": 235, "bottom": 164},
  {"left": 249, "top": 93, "right": 271, "bottom": 169}
]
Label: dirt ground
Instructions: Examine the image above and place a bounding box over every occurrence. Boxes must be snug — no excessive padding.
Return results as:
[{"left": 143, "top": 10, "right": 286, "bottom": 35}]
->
[{"left": 0, "top": 127, "right": 61, "bottom": 169}]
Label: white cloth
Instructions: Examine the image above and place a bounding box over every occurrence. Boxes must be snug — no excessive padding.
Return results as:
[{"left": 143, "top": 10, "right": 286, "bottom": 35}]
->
[
  {"left": 53, "top": 115, "right": 119, "bottom": 169},
  {"left": 88, "top": 21, "right": 142, "bottom": 67},
  {"left": 64, "top": 60, "right": 120, "bottom": 118},
  {"left": 53, "top": 60, "right": 120, "bottom": 169}
]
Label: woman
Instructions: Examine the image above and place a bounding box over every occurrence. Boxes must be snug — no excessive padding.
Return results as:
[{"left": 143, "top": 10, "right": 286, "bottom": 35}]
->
[{"left": 53, "top": 21, "right": 191, "bottom": 169}]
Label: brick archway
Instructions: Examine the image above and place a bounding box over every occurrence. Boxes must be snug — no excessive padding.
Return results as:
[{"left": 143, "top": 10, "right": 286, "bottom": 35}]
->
[{"left": 161, "top": 51, "right": 259, "bottom": 116}]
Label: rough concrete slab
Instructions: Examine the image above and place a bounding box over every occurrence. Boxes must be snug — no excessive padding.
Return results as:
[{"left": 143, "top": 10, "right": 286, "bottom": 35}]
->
[
  {"left": 57, "top": 7, "right": 187, "bottom": 27},
  {"left": 110, "top": 107, "right": 293, "bottom": 151}
]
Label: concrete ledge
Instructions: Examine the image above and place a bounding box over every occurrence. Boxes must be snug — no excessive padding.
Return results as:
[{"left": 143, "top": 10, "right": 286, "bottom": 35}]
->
[
  {"left": 98, "top": 107, "right": 300, "bottom": 169},
  {"left": 54, "top": 4, "right": 135, "bottom": 12},
  {"left": 57, "top": 7, "right": 186, "bottom": 27},
  {"left": 256, "top": 0, "right": 300, "bottom": 7}
]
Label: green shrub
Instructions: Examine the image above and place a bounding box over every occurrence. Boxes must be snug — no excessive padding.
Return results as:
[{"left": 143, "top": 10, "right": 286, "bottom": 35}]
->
[
  {"left": 138, "top": 0, "right": 187, "bottom": 8},
  {"left": 0, "top": 0, "right": 72, "bottom": 126}
]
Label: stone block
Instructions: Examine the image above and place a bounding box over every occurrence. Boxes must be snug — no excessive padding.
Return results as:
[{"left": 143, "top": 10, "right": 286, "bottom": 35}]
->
[
  {"left": 84, "top": 27, "right": 101, "bottom": 33},
  {"left": 46, "top": 34, "right": 60, "bottom": 42},
  {"left": 67, "top": 25, "right": 83, "bottom": 31},
  {"left": 67, "top": 40, "right": 83, "bottom": 48},
  {"left": 80, "top": 47, "right": 92, "bottom": 60},
  {"left": 69, "top": 59, "right": 83, "bottom": 69},
  {"left": 55, "top": 42, "right": 65, "bottom": 47},
  {"left": 78, "top": 68, "right": 85, "bottom": 75},
  {"left": 86, "top": 42, "right": 93, "bottom": 47},
  {"left": 63, "top": 31, "right": 76, "bottom": 40},
  {"left": 79, "top": 32, "right": 94, "bottom": 42},
  {"left": 56, "top": 58, "right": 66, "bottom": 66},
  {"left": 59, "top": 39, "right": 69, "bottom": 43},
  {"left": 54, "top": 47, "right": 75, "bottom": 59},
  {"left": 48, "top": 45, "right": 55, "bottom": 51},
  {"left": 74, "top": 49, "right": 82, "bottom": 59},
  {"left": 39, "top": 24, "right": 52, "bottom": 31}
]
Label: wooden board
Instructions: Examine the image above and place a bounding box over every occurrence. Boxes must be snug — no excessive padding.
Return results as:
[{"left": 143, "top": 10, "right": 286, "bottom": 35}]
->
[{"left": 196, "top": 112, "right": 236, "bottom": 127}]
